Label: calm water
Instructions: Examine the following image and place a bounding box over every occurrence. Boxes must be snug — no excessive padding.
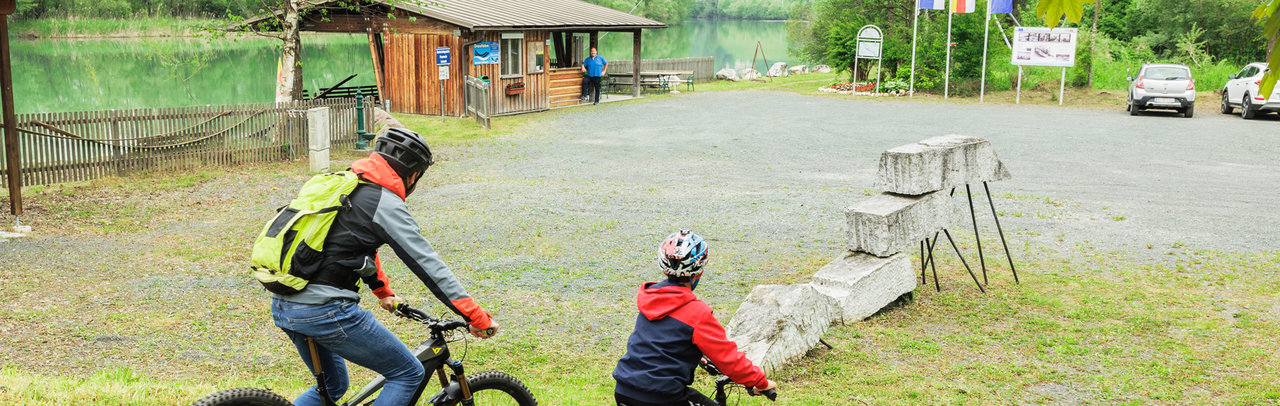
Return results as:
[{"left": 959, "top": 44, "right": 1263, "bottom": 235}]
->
[{"left": 12, "top": 19, "right": 795, "bottom": 114}]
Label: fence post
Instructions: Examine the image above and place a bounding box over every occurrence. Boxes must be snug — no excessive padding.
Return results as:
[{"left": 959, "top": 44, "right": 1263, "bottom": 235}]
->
[
  {"left": 110, "top": 109, "right": 122, "bottom": 176},
  {"left": 307, "top": 106, "right": 330, "bottom": 173}
]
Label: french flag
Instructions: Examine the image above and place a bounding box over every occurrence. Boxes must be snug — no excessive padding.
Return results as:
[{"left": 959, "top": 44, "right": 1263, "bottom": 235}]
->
[
  {"left": 919, "top": 0, "right": 945, "bottom": 10},
  {"left": 952, "top": 0, "right": 975, "bottom": 13}
]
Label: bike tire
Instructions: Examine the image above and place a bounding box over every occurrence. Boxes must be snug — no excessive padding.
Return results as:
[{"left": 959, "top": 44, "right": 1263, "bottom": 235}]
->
[
  {"left": 456, "top": 371, "right": 538, "bottom": 406},
  {"left": 190, "top": 387, "right": 292, "bottom": 406}
]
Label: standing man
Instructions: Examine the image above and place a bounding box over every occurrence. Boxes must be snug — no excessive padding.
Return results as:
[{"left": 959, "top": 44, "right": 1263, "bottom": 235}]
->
[{"left": 581, "top": 47, "right": 608, "bottom": 105}]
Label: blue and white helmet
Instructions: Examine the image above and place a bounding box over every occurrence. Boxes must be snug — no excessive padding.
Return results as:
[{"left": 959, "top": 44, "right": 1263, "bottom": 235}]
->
[{"left": 659, "top": 230, "right": 709, "bottom": 277}]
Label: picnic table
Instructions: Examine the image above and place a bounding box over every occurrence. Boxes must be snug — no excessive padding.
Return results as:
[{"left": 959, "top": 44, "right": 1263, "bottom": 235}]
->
[{"left": 606, "top": 70, "right": 695, "bottom": 93}]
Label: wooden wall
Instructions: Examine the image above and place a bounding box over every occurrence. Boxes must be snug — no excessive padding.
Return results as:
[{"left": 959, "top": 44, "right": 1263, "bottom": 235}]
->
[
  {"left": 469, "top": 31, "right": 551, "bottom": 116},
  {"left": 382, "top": 32, "right": 464, "bottom": 116},
  {"left": 549, "top": 68, "right": 584, "bottom": 107}
]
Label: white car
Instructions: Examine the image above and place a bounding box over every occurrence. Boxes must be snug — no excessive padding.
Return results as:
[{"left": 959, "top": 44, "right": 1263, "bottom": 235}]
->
[
  {"left": 1127, "top": 64, "right": 1196, "bottom": 118},
  {"left": 1221, "top": 62, "right": 1280, "bottom": 119}
]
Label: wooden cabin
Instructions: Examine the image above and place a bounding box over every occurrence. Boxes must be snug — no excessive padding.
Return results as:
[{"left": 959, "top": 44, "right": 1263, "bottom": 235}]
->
[{"left": 239, "top": 0, "right": 666, "bottom": 117}]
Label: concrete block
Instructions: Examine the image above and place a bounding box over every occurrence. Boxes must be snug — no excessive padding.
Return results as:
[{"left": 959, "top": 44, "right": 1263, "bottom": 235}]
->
[
  {"left": 310, "top": 149, "right": 330, "bottom": 173},
  {"left": 307, "top": 107, "right": 331, "bottom": 153},
  {"left": 811, "top": 252, "right": 915, "bottom": 322},
  {"left": 846, "top": 190, "right": 959, "bottom": 257},
  {"left": 725, "top": 284, "right": 841, "bottom": 373},
  {"left": 875, "top": 134, "right": 1011, "bottom": 195}
]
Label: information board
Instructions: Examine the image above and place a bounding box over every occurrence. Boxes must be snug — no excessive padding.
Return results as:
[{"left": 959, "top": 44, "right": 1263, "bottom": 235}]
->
[
  {"left": 435, "top": 47, "right": 450, "bottom": 66},
  {"left": 473, "top": 42, "right": 499, "bottom": 65},
  {"left": 1011, "top": 27, "right": 1078, "bottom": 67}
]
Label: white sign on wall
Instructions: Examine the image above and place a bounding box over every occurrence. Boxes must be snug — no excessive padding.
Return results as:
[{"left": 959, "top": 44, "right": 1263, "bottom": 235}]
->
[
  {"left": 1011, "top": 27, "right": 1078, "bottom": 67},
  {"left": 438, "top": 66, "right": 449, "bottom": 80}
]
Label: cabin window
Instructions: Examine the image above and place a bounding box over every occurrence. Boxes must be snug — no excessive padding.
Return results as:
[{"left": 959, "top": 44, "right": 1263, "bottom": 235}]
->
[
  {"left": 501, "top": 33, "right": 523, "bottom": 78},
  {"left": 528, "top": 41, "right": 545, "bottom": 73}
]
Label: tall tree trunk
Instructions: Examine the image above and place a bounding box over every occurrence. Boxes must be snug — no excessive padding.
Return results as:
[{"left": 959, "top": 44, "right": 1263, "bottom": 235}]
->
[
  {"left": 1088, "top": 0, "right": 1100, "bottom": 88},
  {"left": 276, "top": 0, "right": 304, "bottom": 103}
]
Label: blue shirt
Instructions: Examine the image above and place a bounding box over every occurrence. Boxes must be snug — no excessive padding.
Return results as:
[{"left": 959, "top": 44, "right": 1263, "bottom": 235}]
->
[{"left": 584, "top": 55, "right": 607, "bottom": 77}]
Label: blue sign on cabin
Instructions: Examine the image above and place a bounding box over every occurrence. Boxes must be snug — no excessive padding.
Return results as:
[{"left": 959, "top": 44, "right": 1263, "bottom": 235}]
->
[
  {"left": 473, "top": 42, "right": 499, "bottom": 65},
  {"left": 436, "top": 47, "right": 450, "bottom": 66}
]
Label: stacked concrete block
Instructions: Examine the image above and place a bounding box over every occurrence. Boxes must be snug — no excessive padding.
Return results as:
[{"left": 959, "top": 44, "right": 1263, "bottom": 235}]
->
[
  {"left": 725, "top": 284, "right": 841, "bottom": 371},
  {"left": 875, "top": 134, "right": 1011, "bottom": 195},
  {"left": 307, "top": 107, "right": 331, "bottom": 173},
  {"left": 845, "top": 191, "right": 960, "bottom": 257},
  {"left": 724, "top": 135, "right": 1008, "bottom": 373}
]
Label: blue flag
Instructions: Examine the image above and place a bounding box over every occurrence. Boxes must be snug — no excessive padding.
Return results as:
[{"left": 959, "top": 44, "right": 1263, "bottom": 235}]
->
[
  {"left": 989, "top": 0, "right": 1013, "bottom": 13},
  {"left": 919, "top": 0, "right": 944, "bottom": 9}
]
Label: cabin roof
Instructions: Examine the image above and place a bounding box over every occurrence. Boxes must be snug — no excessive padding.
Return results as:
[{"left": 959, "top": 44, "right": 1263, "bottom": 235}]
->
[{"left": 235, "top": 0, "right": 667, "bottom": 32}]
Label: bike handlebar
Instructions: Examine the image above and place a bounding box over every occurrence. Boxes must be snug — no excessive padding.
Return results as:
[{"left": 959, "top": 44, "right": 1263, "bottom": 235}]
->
[
  {"left": 705, "top": 360, "right": 777, "bottom": 402},
  {"left": 394, "top": 303, "right": 497, "bottom": 337}
]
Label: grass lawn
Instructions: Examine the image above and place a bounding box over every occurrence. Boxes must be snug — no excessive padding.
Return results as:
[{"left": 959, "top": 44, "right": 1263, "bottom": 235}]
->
[{"left": 1, "top": 75, "right": 1277, "bottom": 405}]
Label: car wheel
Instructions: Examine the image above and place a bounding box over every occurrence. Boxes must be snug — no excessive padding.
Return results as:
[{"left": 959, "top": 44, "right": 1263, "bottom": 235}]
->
[
  {"left": 1128, "top": 95, "right": 1141, "bottom": 116},
  {"left": 1220, "top": 91, "right": 1233, "bottom": 114},
  {"left": 1184, "top": 103, "right": 1195, "bottom": 118},
  {"left": 1242, "top": 94, "right": 1257, "bottom": 119}
]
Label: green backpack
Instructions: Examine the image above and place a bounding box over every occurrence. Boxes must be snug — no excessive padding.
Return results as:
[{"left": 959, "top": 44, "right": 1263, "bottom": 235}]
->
[{"left": 251, "top": 171, "right": 362, "bottom": 295}]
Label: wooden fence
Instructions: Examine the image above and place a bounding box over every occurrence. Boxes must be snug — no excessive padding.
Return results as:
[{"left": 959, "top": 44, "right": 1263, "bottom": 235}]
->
[
  {"left": 0, "top": 98, "right": 367, "bottom": 188},
  {"left": 608, "top": 57, "right": 716, "bottom": 83}
]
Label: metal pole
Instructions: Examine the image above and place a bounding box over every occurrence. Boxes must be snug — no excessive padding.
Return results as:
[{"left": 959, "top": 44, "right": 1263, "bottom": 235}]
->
[
  {"left": 909, "top": 7, "right": 919, "bottom": 98},
  {"left": 979, "top": 3, "right": 991, "bottom": 103},
  {"left": 945, "top": 3, "right": 953, "bottom": 99},
  {"left": 943, "top": 228, "right": 985, "bottom": 293},
  {"left": 1016, "top": 66, "right": 1023, "bottom": 104},
  {"left": 927, "top": 231, "right": 941, "bottom": 291},
  {"left": 1059, "top": 67, "right": 1066, "bottom": 105},
  {"left": 966, "top": 184, "right": 987, "bottom": 285},
  {"left": 1, "top": 15, "right": 19, "bottom": 216},
  {"left": 875, "top": 57, "right": 882, "bottom": 94},
  {"left": 984, "top": 182, "right": 1019, "bottom": 284}
]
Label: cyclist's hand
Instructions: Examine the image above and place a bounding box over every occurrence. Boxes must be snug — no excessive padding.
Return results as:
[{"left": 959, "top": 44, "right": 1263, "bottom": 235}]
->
[
  {"left": 469, "top": 321, "right": 499, "bottom": 339},
  {"left": 379, "top": 295, "right": 403, "bottom": 313},
  {"left": 751, "top": 380, "right": 777, "bottom": 396}
]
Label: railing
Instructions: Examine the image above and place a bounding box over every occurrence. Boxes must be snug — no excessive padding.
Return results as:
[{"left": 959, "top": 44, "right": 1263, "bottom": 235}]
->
[
  {"left": 464, "top": 76, "right": 491, "bottom": 129},
  {"left": 608, "top": 57, "right": 715, "bottom": 83},
  {"left": 0, "top": 98, "right": 364, "bottom": 187}
]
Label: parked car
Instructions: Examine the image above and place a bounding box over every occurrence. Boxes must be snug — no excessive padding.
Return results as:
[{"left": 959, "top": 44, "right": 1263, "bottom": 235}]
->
[
  {"left": 1127, "top": 63, "right": 1196, "bottom": 117},
  {"left": 1220, "top": 62, "right": 1280, "bottom": 119}
]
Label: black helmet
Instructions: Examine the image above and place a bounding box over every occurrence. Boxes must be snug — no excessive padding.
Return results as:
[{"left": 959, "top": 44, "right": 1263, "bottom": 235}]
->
[{"left": 374, "top": 128, "right": 433, "bottom": 194}]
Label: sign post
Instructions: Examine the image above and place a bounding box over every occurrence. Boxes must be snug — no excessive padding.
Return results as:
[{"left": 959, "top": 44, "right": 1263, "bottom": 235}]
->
[
  {"left": 1, "top": 0, "right": 20, "bottom": 217},
  {"left": 1011, "top": 27, "right": 1078, "bottom": 105},
  {"left": 436, "top": 47, "right": 450, "bottom": 121},
  {"left": 853, "top": 25, "right": 884, "bottom": 94}
]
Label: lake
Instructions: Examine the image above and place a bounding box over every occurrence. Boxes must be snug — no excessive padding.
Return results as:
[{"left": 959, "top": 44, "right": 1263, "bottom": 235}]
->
[{"left": 12, "top": 19, "right": 797, "bottom": 114}]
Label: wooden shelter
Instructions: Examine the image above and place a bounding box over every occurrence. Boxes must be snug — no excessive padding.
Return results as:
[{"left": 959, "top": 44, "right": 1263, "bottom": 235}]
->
[{"left": 238, "top": 0, "right": 666, "bottom": 117}]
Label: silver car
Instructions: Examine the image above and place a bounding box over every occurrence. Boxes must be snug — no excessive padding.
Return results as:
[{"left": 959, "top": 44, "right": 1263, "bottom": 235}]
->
[
  {"left": 1220, "top": 62, "right": 1280, "bottom": 119},
  {"left": 1127, "top": 63, "right": 1196, "bottom": 118}
]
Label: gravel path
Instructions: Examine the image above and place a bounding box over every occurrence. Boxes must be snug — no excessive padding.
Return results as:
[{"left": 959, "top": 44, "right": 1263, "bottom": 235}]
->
[{"left": 525, "top": 90, "right": 1280, "bottom": 255}]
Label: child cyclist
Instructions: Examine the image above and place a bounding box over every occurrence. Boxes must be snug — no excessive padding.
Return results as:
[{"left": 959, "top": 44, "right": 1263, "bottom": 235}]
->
[{"left": 613, "top": 230, "right": 778, "bottom": 406}]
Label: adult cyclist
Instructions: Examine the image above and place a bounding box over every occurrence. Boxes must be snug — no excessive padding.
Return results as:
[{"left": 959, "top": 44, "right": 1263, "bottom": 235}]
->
[{"left": 268, "top": 128, "right": 498, "bottom": 406}]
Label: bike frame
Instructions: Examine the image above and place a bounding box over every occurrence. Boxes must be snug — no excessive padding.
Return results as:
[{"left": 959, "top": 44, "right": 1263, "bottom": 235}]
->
[{"left": 304, "top": 324, "right": 477, "bottom": 406}]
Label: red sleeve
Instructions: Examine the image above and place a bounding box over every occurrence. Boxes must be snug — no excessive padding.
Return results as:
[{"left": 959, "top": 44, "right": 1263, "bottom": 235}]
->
[
  {"left": 369, "top": 254, "right": 396, "bottom": 299},
  {"left": 450, "top": 297, "right": 493, "bottom": 330},
  {"left": 689, "top": 303, "right": 768, "bottom": 388}
]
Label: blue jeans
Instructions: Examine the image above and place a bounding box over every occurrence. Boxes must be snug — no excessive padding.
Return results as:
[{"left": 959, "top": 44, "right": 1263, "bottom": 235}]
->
[{"left": 271, "top": 298, "right": 426, "bottom": 406}]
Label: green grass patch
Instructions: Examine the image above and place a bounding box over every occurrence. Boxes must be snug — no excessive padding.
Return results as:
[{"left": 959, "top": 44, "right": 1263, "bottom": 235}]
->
[{"left": 10, "top": 17, "right": 219, "bottom": 38}]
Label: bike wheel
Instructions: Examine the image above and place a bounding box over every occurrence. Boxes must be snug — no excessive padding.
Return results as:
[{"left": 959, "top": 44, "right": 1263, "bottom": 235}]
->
[
  {"left": 190, "top": 388, "right": 292, "bottom": 406},
  {"left": 461, "top": 371, "right": 538, "bottom": 406}
]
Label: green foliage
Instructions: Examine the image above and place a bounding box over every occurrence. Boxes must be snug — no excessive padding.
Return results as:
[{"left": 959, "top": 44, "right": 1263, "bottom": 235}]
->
[
  {"left": 1255, "top": 0, "right": 1279, "bottom": 96},
  {"left": 583, "top": 0, "right": 693, "bottom": 23},
  {"left": 1036, "top": 0, "right": 1095, "bottom": 29}
]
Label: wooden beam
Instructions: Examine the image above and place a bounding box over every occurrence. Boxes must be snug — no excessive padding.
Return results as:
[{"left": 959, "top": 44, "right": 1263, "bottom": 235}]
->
[
  {"left": 632, "top": 29, "right": 641, "bottom": 98},
  {"left": 1, "top": 16, "right": 19, "bottom": 215},
  {"left": 368, "top": 29, "right": 385, "bottom": 99},
  {"left": 303, "top": 15, "right": 455, "bottom": 35}
]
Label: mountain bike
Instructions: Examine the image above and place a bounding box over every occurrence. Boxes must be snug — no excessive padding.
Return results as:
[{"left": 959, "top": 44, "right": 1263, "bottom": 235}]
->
[
  {"left": 191, "top": 303, "right": 537, "bottom": 406},
  {"left": 698, "top": 358, "right": 777, "bottom": 406}
]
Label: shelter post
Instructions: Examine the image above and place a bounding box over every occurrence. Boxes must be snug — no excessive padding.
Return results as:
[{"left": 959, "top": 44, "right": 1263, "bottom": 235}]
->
[
  {"left": 632, "top": 29, "right": 641, "bottom": 98},
  {"left": 1, "top": 13, "right": 19, "bottom": 216}
]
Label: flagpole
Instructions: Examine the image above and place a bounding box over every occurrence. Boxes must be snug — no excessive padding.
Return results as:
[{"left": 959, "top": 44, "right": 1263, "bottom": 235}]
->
[
  {"left": 944, "top": 0, "right": 953, "bottom": 99},
  {"left": 910, "top": 6, "right": 920, "bottom": 98},
  {"left": 979, "top": 0, "right": 991, "bottom": 103}
]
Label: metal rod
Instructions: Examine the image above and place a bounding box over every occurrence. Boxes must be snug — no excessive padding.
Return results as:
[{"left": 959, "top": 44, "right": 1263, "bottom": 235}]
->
[
  {"left": 818, "top": 338, "right": 834, "bottom": 350},
  {"left": 943, "top": 228, "right": 985, "bottom": 293},
  {"left": 927, "top": 231, "right": 941, "bottom": 292},
  {"left": 984, "top": 182, "right": 1019, "bottom": 284},
  {"left": 920, "top": 239, "right": 927, "bottom": 283},
  {"left": 967, "top": 184, "right": 988, "bottom": 285}
]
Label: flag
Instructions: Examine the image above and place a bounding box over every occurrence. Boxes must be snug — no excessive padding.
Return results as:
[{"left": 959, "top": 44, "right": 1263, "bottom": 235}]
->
[
  {"left": 989, "top": 0, "right": 1013, "bottom": 13},
  {"left": 952, "top": 0, "right": 975, "bottom": 13},
  {"left": 919, "top": 0, "right": 944, "bottom": 10}
]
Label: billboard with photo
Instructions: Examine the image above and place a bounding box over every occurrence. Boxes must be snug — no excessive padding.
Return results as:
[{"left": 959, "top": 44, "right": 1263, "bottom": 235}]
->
[{"left": 1011, "top": 27, "right": 1077, "bottom": 67}]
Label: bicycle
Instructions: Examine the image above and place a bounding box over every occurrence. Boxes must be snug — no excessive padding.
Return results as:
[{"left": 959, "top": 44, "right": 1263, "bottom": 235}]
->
[
  {"left": 191, "top": 303, "right": 537, "bottom": 406},
  {"left": 697, "top": 358, "right": 777, "bottom": 406}
]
